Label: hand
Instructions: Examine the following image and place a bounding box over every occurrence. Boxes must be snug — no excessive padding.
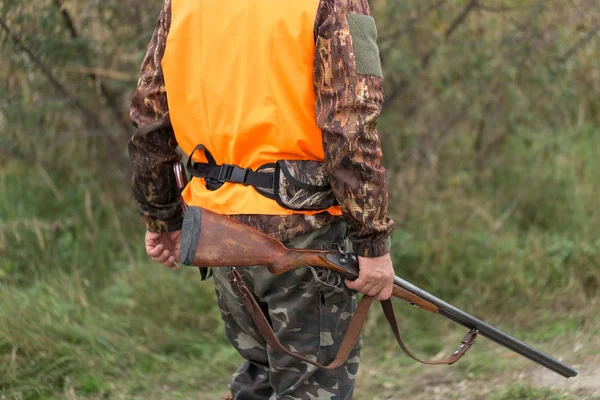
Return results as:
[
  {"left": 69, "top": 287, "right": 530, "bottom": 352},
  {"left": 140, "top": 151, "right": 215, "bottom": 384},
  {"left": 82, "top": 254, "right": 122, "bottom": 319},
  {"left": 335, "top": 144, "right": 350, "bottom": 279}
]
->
[
  {"left": 145, "top": 230, "right": 182, "bottom": 270},
  {"left": 345, "top": 253, "right": 395, "bottom": 300}
]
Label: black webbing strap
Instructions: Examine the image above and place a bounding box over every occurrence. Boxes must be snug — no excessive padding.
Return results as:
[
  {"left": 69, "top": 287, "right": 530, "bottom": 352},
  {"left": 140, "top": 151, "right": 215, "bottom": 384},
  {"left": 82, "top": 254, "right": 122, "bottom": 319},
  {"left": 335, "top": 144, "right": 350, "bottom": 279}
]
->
[{"left": 186, "top": 145, "right": 273, "bottom": 189}]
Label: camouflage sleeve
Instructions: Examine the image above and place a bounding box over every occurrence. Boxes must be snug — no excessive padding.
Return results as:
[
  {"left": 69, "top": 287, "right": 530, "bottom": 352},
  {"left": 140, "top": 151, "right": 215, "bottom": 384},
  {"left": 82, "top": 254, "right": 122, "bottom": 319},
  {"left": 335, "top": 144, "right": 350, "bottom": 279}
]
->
[
  {"left": 128, "top": 0, "right": 183, "bottom": 233},
  {"left": 314, "top": 0, "right": 395, "bottom": 257}
]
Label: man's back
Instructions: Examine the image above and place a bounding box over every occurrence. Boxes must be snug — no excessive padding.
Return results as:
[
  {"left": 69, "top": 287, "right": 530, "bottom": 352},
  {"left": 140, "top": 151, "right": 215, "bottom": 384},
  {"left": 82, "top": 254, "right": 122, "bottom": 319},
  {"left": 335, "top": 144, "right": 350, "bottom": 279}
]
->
[{"left": 164, "top": 0, "right": 329, "bottom": 215}]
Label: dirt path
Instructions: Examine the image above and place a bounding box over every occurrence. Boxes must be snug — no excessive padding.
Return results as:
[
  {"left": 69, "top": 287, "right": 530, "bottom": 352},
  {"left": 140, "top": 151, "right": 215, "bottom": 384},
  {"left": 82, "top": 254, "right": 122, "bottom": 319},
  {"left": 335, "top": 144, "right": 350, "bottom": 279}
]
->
[
  {"left": 356, "top": 356, "right": 600, "bottom": 400},
  {"left": 532, "top": 363, "right": 600, "bottom": 398}
]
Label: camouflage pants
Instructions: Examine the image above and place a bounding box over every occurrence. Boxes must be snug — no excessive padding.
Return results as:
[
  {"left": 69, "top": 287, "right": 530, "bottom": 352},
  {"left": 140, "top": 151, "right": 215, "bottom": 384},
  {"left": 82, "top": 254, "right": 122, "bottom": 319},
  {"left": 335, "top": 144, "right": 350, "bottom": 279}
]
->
[{"left": 212, "top": 222, "right": 361, "bottom": 400}]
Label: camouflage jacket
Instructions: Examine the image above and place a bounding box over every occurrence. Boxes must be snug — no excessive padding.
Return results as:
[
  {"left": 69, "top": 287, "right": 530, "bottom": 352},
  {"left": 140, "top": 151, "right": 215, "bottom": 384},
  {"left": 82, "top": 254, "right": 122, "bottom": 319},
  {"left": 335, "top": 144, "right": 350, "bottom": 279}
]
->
[{"left": 128, "top": 0, "right": 394, "bottom": 257}]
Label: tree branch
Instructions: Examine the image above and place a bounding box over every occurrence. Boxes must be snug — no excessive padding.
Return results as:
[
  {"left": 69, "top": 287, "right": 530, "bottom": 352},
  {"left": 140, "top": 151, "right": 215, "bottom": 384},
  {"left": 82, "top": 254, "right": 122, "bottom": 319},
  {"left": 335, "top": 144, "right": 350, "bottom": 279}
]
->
[
  {"left": 0, "top": 16, "right": 105, "bottom": 131},
  {"left": 53, "top": 0, "right": 132, "bottom": 132},
  {"left": 386, "top": 0, "right": 480, "bottom": 105},
  {"left": 379, "top": 0, "right": 447, "bottom": 46},
  {"left": 558, "top": 26, "right": 600, "bottom": 63},
  {"left": 55, "top": 0, "right": 78, "bottom": 38},
  {"left": 445, "top": 0, "right": 480, "bottom": 39},
  {"left": 421, "top": 0, "right": 480, "bottom": 68},
  {"left": 476, "top": 3, "right": 520, "bottom": 13}
]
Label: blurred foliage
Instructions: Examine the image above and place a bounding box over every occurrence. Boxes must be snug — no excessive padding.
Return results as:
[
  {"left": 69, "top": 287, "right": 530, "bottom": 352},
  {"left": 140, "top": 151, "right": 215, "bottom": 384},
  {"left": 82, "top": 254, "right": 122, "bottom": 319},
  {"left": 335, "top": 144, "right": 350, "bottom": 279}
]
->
[
  {"left": 1, "top": 0, "right": 597, "bottom": 306},
  {"left": 372, "top": 0, "right": 600, "bottom": 213},
  {"left": 1, "top": 0, "right": 598, "bottom": 175},
  {"left": 1, "top": 0, "right": 599, "bottom": 399}
]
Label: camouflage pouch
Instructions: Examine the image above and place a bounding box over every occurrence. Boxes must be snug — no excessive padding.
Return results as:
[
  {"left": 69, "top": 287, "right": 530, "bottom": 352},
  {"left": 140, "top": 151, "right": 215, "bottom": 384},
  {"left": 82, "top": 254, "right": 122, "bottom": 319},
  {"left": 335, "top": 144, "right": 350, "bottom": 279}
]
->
[
  {"left": 186, "top": 144, "right": 337, "bottom": 211},
  {"left": 271, "top": 160, "right": 338, "bottom": 211}
]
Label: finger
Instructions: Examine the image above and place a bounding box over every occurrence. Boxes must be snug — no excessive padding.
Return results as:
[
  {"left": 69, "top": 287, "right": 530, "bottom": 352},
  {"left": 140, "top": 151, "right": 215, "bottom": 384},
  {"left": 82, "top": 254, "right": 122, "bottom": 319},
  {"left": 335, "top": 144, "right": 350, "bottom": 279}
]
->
[
  {"left": 146, "top": 243, "right": 162, "bottom": 255},
  {"left": 346, "top": 275, "right": 369, "bottom": 291},
  {"left": 165, "top": 255, "right": 177, "bottom": 268},
  {"left": 152, "top": 249, "right": 171, "bottom": 264},
  {"left": 146, "top": 244, "right": 164, "bottom": 257},
  {"left": 345, "top": 278, "right": 364, "bottom": 292},
  {"left": 162, "top": 259, "right": 178, "bottom": 270},
  {"left": 377, "top": 284, "right": 394, "bottom": 301},
  {"left": 364, "top": 282, "right": 382, "bottom": 297},
  {"left": 157, "top": 249, "right": 172, "bottom": 263},
  {"left": 359, "top": 281, "right": 378, "bottom": 297},
  {"left": 166, "top": 256, "right": 179, "bottom": 270},
  {"left": 155, "top": 258, "right": 176, "bottom": 269}
]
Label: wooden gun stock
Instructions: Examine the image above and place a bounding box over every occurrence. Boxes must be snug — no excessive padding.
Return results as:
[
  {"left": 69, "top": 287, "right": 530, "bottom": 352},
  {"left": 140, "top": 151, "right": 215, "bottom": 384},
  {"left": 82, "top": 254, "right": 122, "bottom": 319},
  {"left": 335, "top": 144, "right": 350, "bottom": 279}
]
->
[{"left": 180, "top": 206, "right": 439, "bottom": 314}]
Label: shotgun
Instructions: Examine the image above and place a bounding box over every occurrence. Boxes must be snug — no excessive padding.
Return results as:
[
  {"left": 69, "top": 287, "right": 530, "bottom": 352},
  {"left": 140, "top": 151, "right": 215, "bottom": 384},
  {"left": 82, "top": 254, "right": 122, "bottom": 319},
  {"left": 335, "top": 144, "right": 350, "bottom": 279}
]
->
[{"left": 174, "top": 165, "right": 578, "bottom": 378}]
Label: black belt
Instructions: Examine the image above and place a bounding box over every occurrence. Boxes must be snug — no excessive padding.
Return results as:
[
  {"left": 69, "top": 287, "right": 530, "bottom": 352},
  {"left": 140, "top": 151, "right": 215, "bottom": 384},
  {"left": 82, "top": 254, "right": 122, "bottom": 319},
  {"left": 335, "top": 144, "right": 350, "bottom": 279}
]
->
[{"left": 186, "top": 145, "right": 274, "bottom": 190}]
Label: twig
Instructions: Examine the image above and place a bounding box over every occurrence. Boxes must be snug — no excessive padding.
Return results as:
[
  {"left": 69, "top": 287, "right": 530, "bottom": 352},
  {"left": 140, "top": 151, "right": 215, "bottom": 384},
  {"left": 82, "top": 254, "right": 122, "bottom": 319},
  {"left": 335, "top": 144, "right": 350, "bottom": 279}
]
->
[
  {"left": 0, "top": 217, "right": 76, "bottom": 233},
  {"left": 18, "top": 129, "right": 123, "bottom": 141},
  {"left": 467, "top": 192, "right": 521, "bottom": 232},
  {"left": 515, "top": 0, "right": 547, "bottom": 34},
  {"left": 494, "top": 193, "right": 522, "bottom": 231},
  {"left": 422, "top": 0, "right": 480, "bottom": 68},
  {"left": 445, "top": 0, "right": 480, "bottom": 39},
  {"left": 434, "top": 104, "right": 471, "bottom": 152},
  {"left": 557, "top": 27, "right": 600, "bottom": 63},
  {"left": 476, "top": 4, "right": 520, "bottom": 13},
  {"left": 64, "top": 66, "right": 133, "bottom": 82},
  {"left": 36, "top": 163, "right": 64, "bottom": 201},
  {"left": 55, "top": 0, "right": 78, "bottom": 38}
]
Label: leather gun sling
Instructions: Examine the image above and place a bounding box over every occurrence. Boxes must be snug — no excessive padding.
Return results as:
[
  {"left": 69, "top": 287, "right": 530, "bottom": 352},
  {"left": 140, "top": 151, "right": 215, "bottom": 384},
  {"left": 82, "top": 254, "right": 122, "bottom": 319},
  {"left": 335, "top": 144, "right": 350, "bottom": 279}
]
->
[
  {"left": 227, "top": 268, "right": 477, "bottom": 369},
  {"left": 380, "top": 300, "right": 478, "bottom": 365}
]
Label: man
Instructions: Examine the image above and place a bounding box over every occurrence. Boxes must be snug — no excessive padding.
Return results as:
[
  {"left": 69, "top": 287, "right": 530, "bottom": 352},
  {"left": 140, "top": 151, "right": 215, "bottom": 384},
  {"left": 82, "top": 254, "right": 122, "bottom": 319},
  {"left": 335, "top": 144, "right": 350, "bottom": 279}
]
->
[{"left": 129, "top": 0, "right": 395, "bottom": 398}]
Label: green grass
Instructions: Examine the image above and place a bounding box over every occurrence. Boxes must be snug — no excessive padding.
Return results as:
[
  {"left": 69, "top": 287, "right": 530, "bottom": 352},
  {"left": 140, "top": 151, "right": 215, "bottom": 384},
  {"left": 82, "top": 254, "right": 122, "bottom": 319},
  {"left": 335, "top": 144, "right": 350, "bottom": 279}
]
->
[
  {"left": 1, "top": 125, "right": 599, "bottom": 399},
  {"left": 486, "top": 384, "right": 577, "bottom": 400},
  {"left": 0, "top": 160, "right": 238, "bottom": 399},
  {"left": 391, "top": 125, "right": 600, "bottom": 313}
]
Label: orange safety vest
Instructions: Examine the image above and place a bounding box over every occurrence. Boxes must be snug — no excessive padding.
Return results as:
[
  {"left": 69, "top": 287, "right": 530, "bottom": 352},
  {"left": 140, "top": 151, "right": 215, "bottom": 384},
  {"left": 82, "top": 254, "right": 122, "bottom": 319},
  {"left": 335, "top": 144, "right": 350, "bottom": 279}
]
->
[{"left": 163, "top": 0, "right": 342, "bottom": 217}]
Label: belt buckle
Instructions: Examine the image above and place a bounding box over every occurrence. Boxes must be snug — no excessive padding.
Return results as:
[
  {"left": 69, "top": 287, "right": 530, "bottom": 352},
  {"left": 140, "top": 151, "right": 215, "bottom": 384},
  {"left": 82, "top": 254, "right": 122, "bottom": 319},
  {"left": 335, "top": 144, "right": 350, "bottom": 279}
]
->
[
  {"left": 230, "top": 167, "right": 250, "bottom": 185},
  {"left": 218, "top": 164, "right": 235, "bottom": 182}
]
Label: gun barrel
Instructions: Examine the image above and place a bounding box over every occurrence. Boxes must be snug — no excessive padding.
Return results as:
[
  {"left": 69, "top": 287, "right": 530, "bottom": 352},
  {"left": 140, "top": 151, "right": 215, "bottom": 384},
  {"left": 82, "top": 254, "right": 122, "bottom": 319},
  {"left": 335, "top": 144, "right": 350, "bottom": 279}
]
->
[{"left": 394, "top": 276, "right": 578, "bottom": 378}]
